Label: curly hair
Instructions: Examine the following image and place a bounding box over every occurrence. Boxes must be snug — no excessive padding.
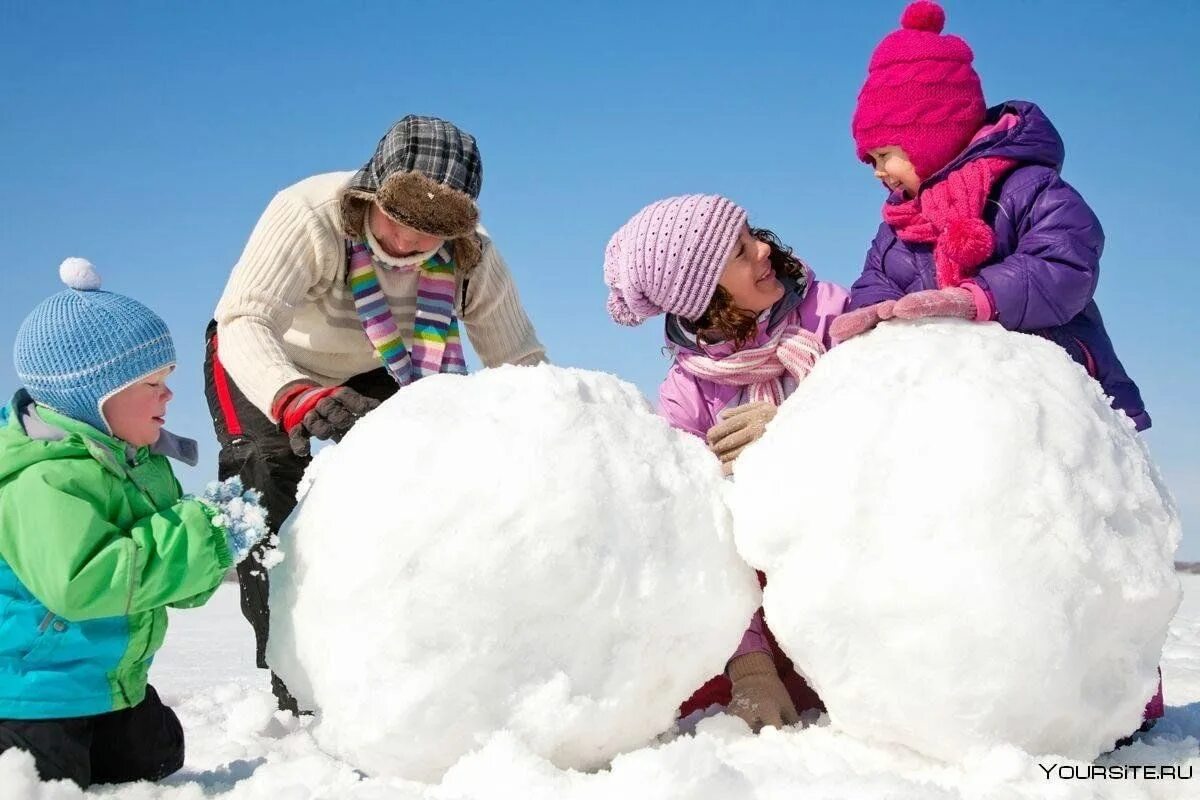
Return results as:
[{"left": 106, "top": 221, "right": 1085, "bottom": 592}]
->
[{"left": 683, "top": 228, "right": 807, "bottom": 349}]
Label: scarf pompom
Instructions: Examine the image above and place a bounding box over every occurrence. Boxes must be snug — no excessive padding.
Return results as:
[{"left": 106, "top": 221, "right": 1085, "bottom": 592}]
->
[
  {"left": 937, "top": 217, "right": 995, "bottom": 287},
  {"left": 883, "top": 155, "right": 1016, "bottom": 288}
]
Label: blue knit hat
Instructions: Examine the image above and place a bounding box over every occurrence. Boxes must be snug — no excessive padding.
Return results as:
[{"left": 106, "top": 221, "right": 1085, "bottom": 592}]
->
[{"left": 13, "top": 258, "right": 176, "bottom": 435}]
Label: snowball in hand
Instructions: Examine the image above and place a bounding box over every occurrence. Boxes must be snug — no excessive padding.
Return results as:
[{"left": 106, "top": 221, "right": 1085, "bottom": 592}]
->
[
  {"left": 267, "top": 365, "right": 759, "bottom": 781},
  {"left": 733, "top": 320, "right": 1181, "bottom": 761}
]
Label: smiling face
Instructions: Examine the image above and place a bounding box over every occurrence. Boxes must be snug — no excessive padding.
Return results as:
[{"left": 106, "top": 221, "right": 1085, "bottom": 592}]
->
[
  {"left": 716, "top": 225, "right": 785, "bottom": 314},
  {"left": 867, "top": 146, "right": 921, "bottom": 196},
  {"left": 368, "top": 203, "right": 445, "bottom": 259},
  {"left": 102, "top": 365, "right": 174, "bottom": 446}
]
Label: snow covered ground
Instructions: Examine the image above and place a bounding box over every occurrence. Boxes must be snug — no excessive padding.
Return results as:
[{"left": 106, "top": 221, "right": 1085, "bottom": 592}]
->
[{"left": 2, "top": 576, "right": 1197, "bottom": 799}]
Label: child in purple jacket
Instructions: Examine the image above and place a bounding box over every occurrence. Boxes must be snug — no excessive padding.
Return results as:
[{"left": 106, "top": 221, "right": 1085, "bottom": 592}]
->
[
  {"left": 833, "top": 0, "right": 1148, "bottom": 431},
  {"left": 604, "top": 194, "right": 849, "bottom": 731},
  {"left": 833, "top": 1, "right": 1162, "bottom": 736}
]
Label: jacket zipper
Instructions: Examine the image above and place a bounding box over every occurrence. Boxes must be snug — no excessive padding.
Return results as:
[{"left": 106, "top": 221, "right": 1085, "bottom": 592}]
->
[{"left": 37, "top": 610, "right": 55, "bottom": 632}]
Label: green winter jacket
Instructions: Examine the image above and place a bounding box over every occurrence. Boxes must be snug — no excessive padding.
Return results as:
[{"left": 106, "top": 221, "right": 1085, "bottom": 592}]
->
[{"left": 0, "top": 390, "right": 232, "bottom": 718}]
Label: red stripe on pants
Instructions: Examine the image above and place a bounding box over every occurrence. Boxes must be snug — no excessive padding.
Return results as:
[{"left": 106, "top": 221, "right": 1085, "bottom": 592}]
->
[{"left": 210, "top": 334, "right": 243, "bottom": 437}]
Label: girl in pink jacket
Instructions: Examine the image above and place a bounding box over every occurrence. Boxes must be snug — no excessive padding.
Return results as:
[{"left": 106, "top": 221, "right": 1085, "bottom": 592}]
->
[{"left": 604, "top": 194, "right": 849, "bottom": 730}]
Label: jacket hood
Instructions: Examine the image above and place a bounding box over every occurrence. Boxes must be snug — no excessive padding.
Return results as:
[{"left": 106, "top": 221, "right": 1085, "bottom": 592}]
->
[
  {"left": 0, "top": 391, "right": 98, "bottom": 484},
  {"left": 935, "top": 101, "right": 1066, "bottom": 181},
  {"left": 0, "top": 390, "right": 197, "bottom": 485}
]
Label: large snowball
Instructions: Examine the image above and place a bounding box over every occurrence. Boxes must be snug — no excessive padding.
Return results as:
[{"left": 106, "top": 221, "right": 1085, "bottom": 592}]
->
[
  {"left": 267, "top": 365, "right": 759, "bottom": 781},
  {"left": 733, "top": 320, "right": 1181, "bottom": 761}
]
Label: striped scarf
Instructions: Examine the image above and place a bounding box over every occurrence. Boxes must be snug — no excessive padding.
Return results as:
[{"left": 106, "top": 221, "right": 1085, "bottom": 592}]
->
[
  {"left": 675, "top": 322, "right": 825, "bottom": 406},
  {"left": 346, "top": 240, "right": 468, "bottom": 387}
]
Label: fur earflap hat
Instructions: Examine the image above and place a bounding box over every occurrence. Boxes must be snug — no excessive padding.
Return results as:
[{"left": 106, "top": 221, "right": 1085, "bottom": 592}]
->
[{"left": 340, "top": 115, "right": 484, "bottom": 269}]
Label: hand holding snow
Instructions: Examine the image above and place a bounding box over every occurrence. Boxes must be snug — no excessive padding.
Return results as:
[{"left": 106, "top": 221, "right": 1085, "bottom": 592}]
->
[
  {"left": 267, "top": 365, "right": 760, "bottom": 781},
  {"left": 201, "top": 476, "right": 270, "bottom": 565},
  {"left": 734, "top": 320, "right": 1181, "bottom": 761}
]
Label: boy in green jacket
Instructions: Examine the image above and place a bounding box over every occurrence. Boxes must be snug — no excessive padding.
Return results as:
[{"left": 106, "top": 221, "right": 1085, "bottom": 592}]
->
[{"left": 0, "top": 259, "right": 267, "bottom": 788}]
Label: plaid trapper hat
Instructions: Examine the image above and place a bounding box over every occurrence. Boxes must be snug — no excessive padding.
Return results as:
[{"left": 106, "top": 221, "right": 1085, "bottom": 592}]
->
[{"left": 340, "top": 115, "right": 483, "bottom": 243}]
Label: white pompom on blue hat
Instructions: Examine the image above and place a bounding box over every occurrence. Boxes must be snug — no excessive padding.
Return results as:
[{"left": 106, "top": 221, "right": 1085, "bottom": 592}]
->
[
  {"left": 58, "top": 257, "right": 103, "bottom": 291},
  {"left": 12, "top": 258, "right": 176, "bottom": 435}
]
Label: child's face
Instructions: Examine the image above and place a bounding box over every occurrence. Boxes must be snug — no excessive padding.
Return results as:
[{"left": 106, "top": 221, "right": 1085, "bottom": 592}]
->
[
  {"left": 717, "top": 226, "right": 785, "bottom": 314},
  {"left": 102, "top": 366, "right": 174, "bottom": 446},
  {"left": 868, "top": 146, "right": 921, "bottom": 196},
  {"left": 368, "top": 203, "right": 445, "bottom": 259}
]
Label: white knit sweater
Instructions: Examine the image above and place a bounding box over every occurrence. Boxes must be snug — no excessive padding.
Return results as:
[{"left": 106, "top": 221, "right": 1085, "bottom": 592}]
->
[{"left": 214, "top": 172, "right": 547, "bottom": 418}]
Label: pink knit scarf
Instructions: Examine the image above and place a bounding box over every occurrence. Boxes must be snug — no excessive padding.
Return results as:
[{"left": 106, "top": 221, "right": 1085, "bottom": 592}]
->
[
  {"left": 676, "top": 323, "right": 825, "bottom": 406},
  {"left": 883, "top": 156, "right": 1017, "bottom": 288}
]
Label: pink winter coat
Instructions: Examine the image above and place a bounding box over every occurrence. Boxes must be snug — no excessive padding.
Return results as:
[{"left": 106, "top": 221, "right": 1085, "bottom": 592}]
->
[
  {"left": 659, "top": 273, "right": 850, "bottom": 438},
  {"left": 657, "top": 272, "right": 849, "bottom": 659}
]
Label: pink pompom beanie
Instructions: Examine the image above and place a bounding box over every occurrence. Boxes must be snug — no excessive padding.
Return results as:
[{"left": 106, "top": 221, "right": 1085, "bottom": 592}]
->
[
  {"left": 604, "top": 194, "right": 746, "bottom": 326},
  {"left": 852, "top": 1, "right": 986, "bottom": 181}
]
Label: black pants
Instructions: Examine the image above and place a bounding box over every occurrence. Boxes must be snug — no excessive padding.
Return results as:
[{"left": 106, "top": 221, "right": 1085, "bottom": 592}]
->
[
  {"left": 0, "top": 686, "right": 183, "bottom": 788},
  {"left": 202, "top": 321, "right": 397, "bottom": 711}
]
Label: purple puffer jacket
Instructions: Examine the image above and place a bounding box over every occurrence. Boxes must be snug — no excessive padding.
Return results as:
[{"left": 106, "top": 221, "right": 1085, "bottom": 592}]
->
[{"left": 849, "top": 101, "right": 1149, "bottom": 430}]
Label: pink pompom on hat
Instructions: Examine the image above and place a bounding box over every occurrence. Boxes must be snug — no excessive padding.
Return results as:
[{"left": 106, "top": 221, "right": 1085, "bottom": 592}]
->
[
  {"left": 604, "top": 194, "right": 747, "bottom": 326},
  {"left": 852, "top": 1, "right": 986, "bottom": 182}
]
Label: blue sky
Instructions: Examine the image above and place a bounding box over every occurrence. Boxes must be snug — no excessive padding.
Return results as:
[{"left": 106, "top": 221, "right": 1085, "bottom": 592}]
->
[{"left": 1, "top": 1, "right": 1196, "bottom": 555}]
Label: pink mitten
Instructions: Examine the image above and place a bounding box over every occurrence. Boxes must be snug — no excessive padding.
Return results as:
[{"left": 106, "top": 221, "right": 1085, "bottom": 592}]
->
[
  {"left": 829, "top": 300, "right": 897, "bottom": 343},
  {"left": 891, "top": 287, "right": 976, "bottom": 321}
]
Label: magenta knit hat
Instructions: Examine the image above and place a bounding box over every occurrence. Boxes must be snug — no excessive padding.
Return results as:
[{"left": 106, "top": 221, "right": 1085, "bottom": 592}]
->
[
  {"left": 852, "top": 1, "right": 986, "bottom": 181},
  {"left": 604, "top": 194, "right": 747, "bottom": 326}
]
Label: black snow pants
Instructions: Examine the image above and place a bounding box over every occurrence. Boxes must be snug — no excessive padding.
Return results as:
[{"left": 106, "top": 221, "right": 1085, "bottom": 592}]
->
[
  {"left": 202, "top": 320, "right": 397, "bottom": 712},
  {"left": 0, "top": 686, "right": 183, "bottom": 789}
]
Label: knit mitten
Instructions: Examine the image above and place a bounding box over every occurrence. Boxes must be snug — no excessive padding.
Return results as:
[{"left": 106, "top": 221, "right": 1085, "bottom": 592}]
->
[
  {"left": 202, "top": 476, "right": 269, "bottom": 565},
  {"left": 891, "top": 287, "right": 976, "bottom": 321},
  {"left": 707, "top": 402, "right": 778, "bottom": 475},
  {"left": 727, "top": 651, "right": 800, "bottom": 732},
  {"left": 829, "top": 300, "right": 897, "bottom": 343}
]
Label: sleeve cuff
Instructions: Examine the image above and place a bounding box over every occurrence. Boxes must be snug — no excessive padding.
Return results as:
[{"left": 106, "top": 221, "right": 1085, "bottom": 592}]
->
[
  {"left": 847, "top": 289, "right": 904, "bottom": 313},
  {"left": 961, "top": 280, "right": 996, "bottom": 322},
  {"left": 730, "top": 609, "right": 772, "bottom": 661},
  {"left": 196, "top": 499, "right": 234, "bottom": 571},
  {"left": 271, "top": 380, "right": 323, "bottom": 428}
]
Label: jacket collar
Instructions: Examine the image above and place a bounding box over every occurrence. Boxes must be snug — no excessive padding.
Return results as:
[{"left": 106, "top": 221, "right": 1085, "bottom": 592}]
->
[
  {"left": 899, "top": 101, "right": 1066, "bottom": 201},
  {"left": 10, "top": 389, "right": 198, "bottom": 467},
  {"left": 664, "top": 272, "right": 810, "bottom": 354}
]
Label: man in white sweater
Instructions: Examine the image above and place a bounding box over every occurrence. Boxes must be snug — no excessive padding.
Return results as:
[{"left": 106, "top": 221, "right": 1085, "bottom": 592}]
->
[{"left": 203, "top": 116, "right": 546, "bottom": 711}]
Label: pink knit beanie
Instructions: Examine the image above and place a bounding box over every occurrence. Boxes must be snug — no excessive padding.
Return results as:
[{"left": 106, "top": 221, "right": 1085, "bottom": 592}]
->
[
  {"left": 852, "top": 1, "right": 986, "bottom": 181},
  {"left": 604, "top": 194, "right": 746, "bottom": 326}
]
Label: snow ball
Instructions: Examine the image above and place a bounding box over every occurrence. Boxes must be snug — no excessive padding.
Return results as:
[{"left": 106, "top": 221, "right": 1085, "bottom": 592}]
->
[
  {"left": 268, "top": 364, "right": 759, "bottom": 781},
  {"left": 733, "top": 320, "right": 1181, "bottom": 761}
]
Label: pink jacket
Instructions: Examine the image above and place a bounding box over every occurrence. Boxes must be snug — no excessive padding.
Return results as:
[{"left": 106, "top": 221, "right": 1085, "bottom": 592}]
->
[
  {"left": 656, "top": 273, "right": 850, "bottom": 659},
  {"left": 659, "top": 275, "right": 850, "bottom": 438}
]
